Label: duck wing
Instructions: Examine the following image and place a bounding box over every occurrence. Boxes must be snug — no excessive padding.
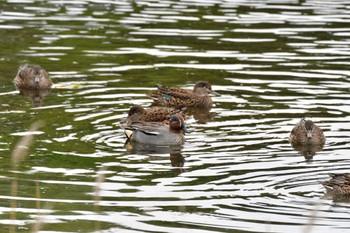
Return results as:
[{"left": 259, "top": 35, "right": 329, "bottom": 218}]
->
[
  {"left": 156, "top": 84, "right": 194, "bottom": 98},
  {"left": 125, "top": 121, "right": 166, "bottom": 135},
  {"left": 142, "top": 106, "right": 186, "bottom": 122}
]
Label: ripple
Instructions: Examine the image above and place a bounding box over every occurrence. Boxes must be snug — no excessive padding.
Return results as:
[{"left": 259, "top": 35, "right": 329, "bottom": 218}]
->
[{"left": 1, "top": 0, "right": 350, "bottom": 232}]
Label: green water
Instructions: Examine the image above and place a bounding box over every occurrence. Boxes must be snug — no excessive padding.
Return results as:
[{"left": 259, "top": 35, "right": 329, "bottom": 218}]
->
[{"left": 1, "top": 0, "right": 350, "bottom": 232}]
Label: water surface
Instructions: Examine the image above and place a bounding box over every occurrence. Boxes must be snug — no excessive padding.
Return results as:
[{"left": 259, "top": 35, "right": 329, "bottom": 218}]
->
[{"left": 1, "top": 0, "right": 350, "bottom": 232}]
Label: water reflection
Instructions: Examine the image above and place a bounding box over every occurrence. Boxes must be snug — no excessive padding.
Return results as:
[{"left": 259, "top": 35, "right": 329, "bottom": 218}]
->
[
  {"left": 169, "top": 153, "right": 185, "bottom": 168},
  {"left": 323, "top": 193, "right": 350, "bottom": 203},
  {"left": 291, "top": 143, "right": 324, "bottom": 161},
  {"left": 1, "top": 0, "right": 350, "bottom": 232},
  {"left": 18, "top": 88, "right": 51, "bottom": 107},
  {"left": 125, "top": 141, "right": 185, "bottom": 172},
  {"left": 184, "top": 106, "right": 216, "bottom": 123}
]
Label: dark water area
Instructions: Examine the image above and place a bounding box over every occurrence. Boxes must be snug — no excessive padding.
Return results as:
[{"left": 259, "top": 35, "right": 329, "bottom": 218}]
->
[{"left": 1, "top": 0, "right": 350, "bottom": 232}]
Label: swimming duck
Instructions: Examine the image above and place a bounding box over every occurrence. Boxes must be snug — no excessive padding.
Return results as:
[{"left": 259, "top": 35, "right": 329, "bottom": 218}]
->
[
  {"left": 148, "top": 81, "right": 220, "bottom": 108},
  {"left": 124, "top": 115, "right": 188, "bottom": 145},
  {"left": 321, "top": 173, "right": 350, "bottom": 194},
  {"left": 289, "top": 119, "right": 325, "bottom": 145},
  {"left": 13, "top": 64, "right": 53, "bottom": 90},
  {"left": 120, "top": 105, "right": 186, "bottom": 125}
]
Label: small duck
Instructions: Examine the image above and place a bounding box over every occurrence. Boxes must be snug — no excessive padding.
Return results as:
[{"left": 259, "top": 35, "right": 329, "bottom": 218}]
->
[
  {"left": 13, "top": 64, "right": 53, "bottom": 90},
  {"left": 124, "top": 115, "right": 189, "bottom": 145},
  {"left": 120, "top": 105, "right": 186, "bottom": 125},
  {"left": 321, "top": 173, "right": 350, "bottom": 194},
  {"left": 289, "top": 119, "right": 325, "bottom": 145},
  {"left": 148, "top": 81, "right": 220, "bottom": 108}
]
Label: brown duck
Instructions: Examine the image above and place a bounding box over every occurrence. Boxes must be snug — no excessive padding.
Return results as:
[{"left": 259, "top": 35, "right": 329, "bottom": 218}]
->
[
  {"left": 148, "top": 81, "right": 220, "bottom": 108},
  {"left": 321, "top": 173, "right": 350, "bottom": 194},
  {"left": 289, "top": 119, "right": 325, "bottom": 145},
  {"left": 14, "top": 64, "right": 52, "bottom": 89},
  {"left": 120, "top": 105, "right": 186, "bottom": 125}
]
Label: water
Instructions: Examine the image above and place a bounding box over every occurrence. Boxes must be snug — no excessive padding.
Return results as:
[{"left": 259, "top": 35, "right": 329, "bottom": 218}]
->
[{"left": 1, "top": 0, "right": 350, "bottom": 232}]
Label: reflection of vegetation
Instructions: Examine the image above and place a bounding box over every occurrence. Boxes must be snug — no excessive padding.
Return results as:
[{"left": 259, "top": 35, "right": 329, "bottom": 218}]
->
[
  {"left": 11, "top": 121, "right": 44, "bottom": 167},
  {"left": 9, "top": 122, "right": 111, "bottom": 232},
  {"left": 11, "top": 121, "right": 45, "bottom": 232}
]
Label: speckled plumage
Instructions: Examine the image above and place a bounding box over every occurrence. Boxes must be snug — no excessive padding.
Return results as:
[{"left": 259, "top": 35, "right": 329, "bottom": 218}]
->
[
  {"left": 121, "top": 105, "right": 186, "bottom": 125},
  {"left": 289, "top": 119, "right": 325, "bottom": 145},
  {"left": 321, "top": 173, "right": 350, "bottom": 194},
  {"left": 124, "top": 115, "right": 188, "bottom": 145},
  {"left": 14, "top": 64, "right": 52, "bottom": 90},
  {"left": 148, "top": 81, "right": 220, "bottom": 108}
]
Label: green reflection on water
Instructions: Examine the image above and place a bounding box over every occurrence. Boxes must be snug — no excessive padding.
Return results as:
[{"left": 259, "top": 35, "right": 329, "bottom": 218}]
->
[{"left": 0, "top": 0, "right": 350, "bottom": 232}]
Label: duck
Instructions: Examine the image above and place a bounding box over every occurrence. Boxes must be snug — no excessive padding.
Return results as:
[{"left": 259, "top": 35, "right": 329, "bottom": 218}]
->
[
  {"left": 13, "top": 64, "right": 53, "bottom": 90},
  {"left": 124, "top": 115, "right": 188, "bottom": 145},
  {"left": 148, "top": 81, "right": 220, "bottom": 108},
  {"left": 120, "top": 105, "right": 186, "bottom": 125},
  {"left": 289, "top": 119, "right": 325, "bottom": 145},
  {"left": 321, "top": 173, "right": 350, "bottom": 194}
]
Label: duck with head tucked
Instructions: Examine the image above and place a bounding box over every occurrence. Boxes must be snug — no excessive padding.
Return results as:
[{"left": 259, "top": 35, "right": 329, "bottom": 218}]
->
[
  {"left": 321, "top": 173, "right": 350, "bottom": 195},
  {"left": 124, "top": 115, "right": 188, "bottom": 146},
  {"left": 289, "top": 119, "right": 325, "bottom": 145},
  {"left": 120, "top": 104, "right": 186, "bottom": 125},
  {"left": 148, "top": 81, "right": 220, "bottom": 108},
  {"left": 14, "top": 64, "right": 53, "bottom": 90}
]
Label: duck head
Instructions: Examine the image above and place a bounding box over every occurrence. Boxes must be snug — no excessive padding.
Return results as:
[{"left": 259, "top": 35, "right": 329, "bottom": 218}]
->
[
  {"left": 120, "top": 105, "right": 146, "bottom": 124},
  {"left": 128, "top": 105, "right": 145, "bottom": 117},
  {"left": 33, "top": 66, "right": 43, "bottom": 86},
  {"left": 170, "top": 115, "right": 189, "bottom": 133},
  {"left": 193, "top": 81, "right": 220, "bottom": 97},
  {"left": 304, "top": 120, "right": 315, "bottom": 139}
]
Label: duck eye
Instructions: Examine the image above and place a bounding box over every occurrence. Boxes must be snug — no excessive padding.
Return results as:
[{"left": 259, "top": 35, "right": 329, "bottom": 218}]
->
[{"left": 170, "top": 116, "right": 177, "bottom": 122}]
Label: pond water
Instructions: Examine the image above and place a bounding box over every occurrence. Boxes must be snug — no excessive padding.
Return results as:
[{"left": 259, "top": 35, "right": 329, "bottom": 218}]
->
[{"left": 1, "top": 0, "right": 350, "bottom": 232}]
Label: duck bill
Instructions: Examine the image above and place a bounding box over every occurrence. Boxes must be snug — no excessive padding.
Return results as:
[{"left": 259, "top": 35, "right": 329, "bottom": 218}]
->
[
  {"left": 181, "top": 125, "right": 190, "bottom": 134},
  {"left": 34, "top": 76, "right": 40, "bottom": 84},
  {"left": 209, "top": 90, "right": 220, "bottom": 97},
  {"left": 307, "top": 130, "right": 313, "bottom": 138},
  {"left": 120, "top": 117, "right": 127, "bottom": 124}
]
